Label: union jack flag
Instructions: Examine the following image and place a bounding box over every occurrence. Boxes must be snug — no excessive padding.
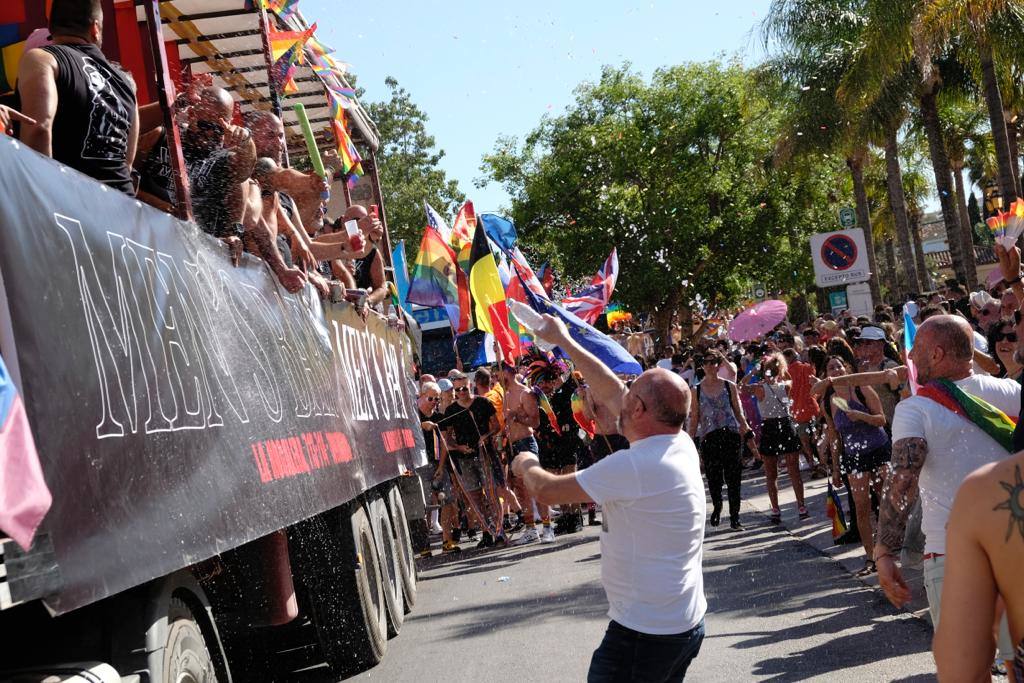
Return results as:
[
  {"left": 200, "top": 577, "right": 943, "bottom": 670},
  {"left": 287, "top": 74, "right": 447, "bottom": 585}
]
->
[
  {"left": 424, "top": 201, "right": 453, "bottom": 246},
  {"left": 562, "top": 248, "right": 618, "bottom": 325}
]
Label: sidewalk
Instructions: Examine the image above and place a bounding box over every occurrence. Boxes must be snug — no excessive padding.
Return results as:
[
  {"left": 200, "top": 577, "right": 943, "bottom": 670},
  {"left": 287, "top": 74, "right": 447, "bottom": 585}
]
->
[{"left": 726, "top": 463, "right": 931, "bottom": 621}]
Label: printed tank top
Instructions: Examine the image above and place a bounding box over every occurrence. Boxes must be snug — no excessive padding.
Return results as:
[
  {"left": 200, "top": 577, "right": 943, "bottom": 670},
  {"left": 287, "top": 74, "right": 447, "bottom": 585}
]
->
[{"left": 697, "top": 382, "right": 739, "bottom": 438}]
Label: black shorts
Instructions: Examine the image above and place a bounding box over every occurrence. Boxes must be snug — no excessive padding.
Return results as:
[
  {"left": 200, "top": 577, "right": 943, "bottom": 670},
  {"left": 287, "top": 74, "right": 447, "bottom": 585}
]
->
[
  {"left": 540, "top": 444, "right": 578, "bottom": 470},
  {"left": 841, "top": 444, "right": 890, "bottom": 476},
  {"left": 759, "top": 418, "right": 802, "bottom": 457}
]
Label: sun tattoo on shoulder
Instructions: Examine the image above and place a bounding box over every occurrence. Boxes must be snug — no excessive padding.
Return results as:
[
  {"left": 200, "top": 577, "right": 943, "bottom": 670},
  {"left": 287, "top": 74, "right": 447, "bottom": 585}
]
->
[{"left": 994, "top": 464, "right": 1024, "bottom": 543}]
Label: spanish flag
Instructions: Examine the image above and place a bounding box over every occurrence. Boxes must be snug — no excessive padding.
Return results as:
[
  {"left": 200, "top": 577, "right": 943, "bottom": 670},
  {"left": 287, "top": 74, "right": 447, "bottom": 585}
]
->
[{"left": 469, "top": 223, "right": 518, "bottom": 360}]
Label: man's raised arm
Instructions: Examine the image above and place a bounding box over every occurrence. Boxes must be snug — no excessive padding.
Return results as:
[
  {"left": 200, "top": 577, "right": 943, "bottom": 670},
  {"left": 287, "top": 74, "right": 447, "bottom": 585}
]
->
[{"left": 533, "top": 314, "right": 627, "bottom": 419}]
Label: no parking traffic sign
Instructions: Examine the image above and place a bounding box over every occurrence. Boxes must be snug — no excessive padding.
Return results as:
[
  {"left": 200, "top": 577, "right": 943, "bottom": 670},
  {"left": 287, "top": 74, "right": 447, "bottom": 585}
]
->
[{"left": 809, "top": 228, "right": 870, "bottom": 287}]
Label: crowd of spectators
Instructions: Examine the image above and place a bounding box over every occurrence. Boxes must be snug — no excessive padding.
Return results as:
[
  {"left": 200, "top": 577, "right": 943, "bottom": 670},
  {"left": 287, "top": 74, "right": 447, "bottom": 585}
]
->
[{"left": 3, "top": 0, "right": 389, "bottom": 313}]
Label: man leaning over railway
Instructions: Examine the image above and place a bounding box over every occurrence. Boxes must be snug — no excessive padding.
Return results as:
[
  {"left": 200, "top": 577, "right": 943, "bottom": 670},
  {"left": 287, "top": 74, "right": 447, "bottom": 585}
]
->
[{"left": 512, "top": 314, "right": 707, "bottom": 681}]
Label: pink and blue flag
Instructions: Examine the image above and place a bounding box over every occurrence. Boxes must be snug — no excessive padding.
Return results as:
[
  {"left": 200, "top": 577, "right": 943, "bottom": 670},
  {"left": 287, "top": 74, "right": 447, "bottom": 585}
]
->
[{"left": 0, "top": 356, "right": 51, "bottom": 550}]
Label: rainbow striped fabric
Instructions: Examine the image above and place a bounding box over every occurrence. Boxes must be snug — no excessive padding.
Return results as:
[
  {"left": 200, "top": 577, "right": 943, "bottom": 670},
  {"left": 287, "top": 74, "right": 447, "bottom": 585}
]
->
[
  {"left": 532, "top": 387, "right": 559, "bottom": 431},
  {"left": 917, "top": 379, "right": 1018, "bottom": 452}
]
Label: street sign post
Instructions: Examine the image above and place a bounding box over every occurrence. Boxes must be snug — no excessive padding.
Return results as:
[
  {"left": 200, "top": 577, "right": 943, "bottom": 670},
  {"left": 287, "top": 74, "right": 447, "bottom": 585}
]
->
[
  {"left": 828, "top": 289, "right": 848, "bottom": 314},
  {"left": 809, "top": 228, "right": 870, "bottom": 287},
  {"left": 838, "top": 207, "right": 856, "bottom": 229}
]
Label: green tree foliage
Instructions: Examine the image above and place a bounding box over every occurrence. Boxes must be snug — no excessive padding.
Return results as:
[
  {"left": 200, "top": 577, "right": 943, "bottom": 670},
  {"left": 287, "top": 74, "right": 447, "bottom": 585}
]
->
[
  {"left": 480, "top": 62, "right": 847, "bottom": 330},
  {"left": 366, "top": 77, "right": 465, "bottom": 246}
]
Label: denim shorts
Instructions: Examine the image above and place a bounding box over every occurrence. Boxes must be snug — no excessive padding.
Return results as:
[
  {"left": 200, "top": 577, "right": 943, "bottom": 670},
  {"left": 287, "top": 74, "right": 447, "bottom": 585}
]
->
[{"left": 512, "top": 436, "right": 539, "bottom": 455}]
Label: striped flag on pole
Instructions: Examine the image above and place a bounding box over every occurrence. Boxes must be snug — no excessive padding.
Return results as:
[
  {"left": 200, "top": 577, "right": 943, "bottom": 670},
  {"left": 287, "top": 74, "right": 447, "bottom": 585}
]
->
[
  {"left": 0, "top": 356, "right": 51, "bottom": 550},
  {"left": 563, "top": 248, "right": 618, "bottom": 325}
]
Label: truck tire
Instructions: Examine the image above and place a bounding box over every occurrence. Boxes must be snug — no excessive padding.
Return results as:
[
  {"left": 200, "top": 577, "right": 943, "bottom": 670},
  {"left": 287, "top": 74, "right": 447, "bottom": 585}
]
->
[
  {"left": 293, "top": 504, "right": 388, "bottom": 677},
  {"left": 369, "top": 494, "right": 405, "bottom": 637},
  {"left": 387, "top": 483, "right": 418, "bottom": 609},
  {"left": 164, "top": 597, "right": 218, "bottom": 682}
]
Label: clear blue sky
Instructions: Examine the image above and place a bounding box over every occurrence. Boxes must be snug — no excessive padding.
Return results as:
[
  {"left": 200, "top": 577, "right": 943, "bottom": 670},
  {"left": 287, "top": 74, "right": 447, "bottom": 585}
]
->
[{"left": 303, "top": 0, "right": 772, "bottom": 214}]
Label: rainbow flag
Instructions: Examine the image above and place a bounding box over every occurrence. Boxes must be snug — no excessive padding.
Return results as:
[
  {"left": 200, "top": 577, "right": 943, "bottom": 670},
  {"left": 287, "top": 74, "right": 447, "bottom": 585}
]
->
[
  {"left": 825, "top": 482, "right": 848, "bottom": 541},
  {"left": 268, "top": 24, "right": 315, "bottom": 63},
  {"left": 571, "top": 389, "right": 596, "bottom": 437},
  {"left": 328, "top": 95, "right": 363, "bottom": 176},
  {"left": 532, "top": 387, "right": 559, "bottom": 431},
  {"left": 0, "top": 39, "right": 24, "bottom": 95},
  {"left": 407, "top": 225, "right": 471, "bottom": 334},
  {"left": 0, "top": 355, "right": 51, "bottom": 550},
  {"left": 917, "top": 379, "right": 1017, "bottom": 452}
]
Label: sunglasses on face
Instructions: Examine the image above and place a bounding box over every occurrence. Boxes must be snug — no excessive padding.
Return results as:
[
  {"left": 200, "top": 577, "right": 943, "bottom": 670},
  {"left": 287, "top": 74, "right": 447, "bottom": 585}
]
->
[
  {"left": 994, "top": 330, "right": 1018, "bottom": 343},
  {"left": 424, "top": 396, "right": 440, "bottom": 402},
  {"left": 454, "top": 387, "right": 470, "bottom": 393},
  {"left": 981, "top": 308, "right": 999, "bottom": 317}
]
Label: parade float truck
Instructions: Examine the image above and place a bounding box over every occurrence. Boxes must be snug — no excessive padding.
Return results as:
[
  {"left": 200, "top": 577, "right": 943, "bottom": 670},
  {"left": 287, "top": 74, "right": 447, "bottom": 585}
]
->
[{"left": 0, "top": 1, "right": 427, "bottom": 680}]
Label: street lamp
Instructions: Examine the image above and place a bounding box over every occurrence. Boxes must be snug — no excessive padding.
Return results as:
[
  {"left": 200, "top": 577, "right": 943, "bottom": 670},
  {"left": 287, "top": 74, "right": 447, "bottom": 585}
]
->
[{"left": 984, "top": 178, "right": 1003, "bottom": 217}]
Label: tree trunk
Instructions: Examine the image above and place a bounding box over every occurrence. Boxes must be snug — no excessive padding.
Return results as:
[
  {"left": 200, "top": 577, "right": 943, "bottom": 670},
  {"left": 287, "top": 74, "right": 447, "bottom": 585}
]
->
[
  {"left": 952, "top": 164, "right": 978, "bottom": 287},
  {"left": 884, "top": 237, "right": 900, "bottom": 300},
  {"left": 880, "top": 236, "right": 897, "bottom": 301},
  {"left": 919, "top": 87, "right": 967, "bottom": 284},
  {"left": 979, "top": 40, "right": 1018, "bottom": 205},
  {"left": 883, "top": 127, "right": 920, "bottom": 295},
  {"left": 653, "top": 289, "right": 681, "bottom": 347},
  {"left": 847, "top": 151, "right": 882, "bottom": 303},
  {"left": 910, "top": 209, "right": 931, "bottom": 291},
  {"left": 1007, "top": 115, "right": 1022, "bottom": 198}
]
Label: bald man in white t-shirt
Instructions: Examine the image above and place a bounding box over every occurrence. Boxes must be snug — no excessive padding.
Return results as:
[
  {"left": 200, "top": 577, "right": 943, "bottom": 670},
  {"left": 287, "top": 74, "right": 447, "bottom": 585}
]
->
[
  {"left": 874, "top": 315, "right": 1019, "bottom": 665},
  {"left": 512, "top": 316, "right": 706, "bottom": 681}
]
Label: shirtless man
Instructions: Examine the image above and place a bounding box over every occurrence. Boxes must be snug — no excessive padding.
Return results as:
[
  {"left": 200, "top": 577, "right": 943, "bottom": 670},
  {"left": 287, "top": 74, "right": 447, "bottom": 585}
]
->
[
  {"left": 934, "top": 453, "right": 1024, "bottom": 681},
  {"left": 500, "top": 362, "right": 546, "bottom": 544}
]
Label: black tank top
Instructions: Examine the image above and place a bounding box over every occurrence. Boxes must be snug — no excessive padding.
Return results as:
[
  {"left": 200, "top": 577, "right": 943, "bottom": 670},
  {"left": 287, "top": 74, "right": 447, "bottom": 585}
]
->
[
  {"left": 353, "top": 247, "right": 380, "bottom": 289},
  {"left": 41, "top": 44, "right": 135, "bottom": 195}
]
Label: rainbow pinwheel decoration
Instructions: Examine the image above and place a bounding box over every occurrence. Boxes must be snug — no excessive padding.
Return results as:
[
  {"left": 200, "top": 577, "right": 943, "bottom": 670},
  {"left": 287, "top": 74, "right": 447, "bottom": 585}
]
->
[{"left": 987, "top": 197, "right": 1024, "bottom": 250}]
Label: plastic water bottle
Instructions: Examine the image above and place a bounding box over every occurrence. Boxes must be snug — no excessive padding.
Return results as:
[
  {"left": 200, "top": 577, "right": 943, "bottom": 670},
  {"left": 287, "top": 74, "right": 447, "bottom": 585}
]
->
[{"left": 509, "top": 300, "right": 555, "bottom": 351}]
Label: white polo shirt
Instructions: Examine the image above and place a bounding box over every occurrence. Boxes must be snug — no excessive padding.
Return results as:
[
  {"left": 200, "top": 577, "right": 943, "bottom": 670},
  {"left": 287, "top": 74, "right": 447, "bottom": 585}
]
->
[
  {"left": 891, "top": 373, "right": 1020, "bottom": 555},
  {"left": 576, "top": 431, "right": 707, "bottom": 635}
]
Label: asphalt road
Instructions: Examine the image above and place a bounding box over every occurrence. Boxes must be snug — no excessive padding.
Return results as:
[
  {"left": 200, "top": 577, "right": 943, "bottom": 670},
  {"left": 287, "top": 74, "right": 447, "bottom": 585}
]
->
[{"left": 348, "top": 470, "right": 938, "bottom": 682}]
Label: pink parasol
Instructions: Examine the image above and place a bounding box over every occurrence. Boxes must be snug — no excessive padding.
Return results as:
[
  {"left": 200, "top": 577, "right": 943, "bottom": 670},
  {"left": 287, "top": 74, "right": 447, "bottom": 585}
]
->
[{"left": 728, "top": 299, "right": 788, "bottom": 342}]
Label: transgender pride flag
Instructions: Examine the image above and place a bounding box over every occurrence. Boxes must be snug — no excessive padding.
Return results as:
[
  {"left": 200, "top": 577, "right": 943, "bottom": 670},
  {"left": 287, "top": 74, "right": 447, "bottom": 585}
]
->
[{"left": 0, "top": 356, "right": 51, "bottom": 550}]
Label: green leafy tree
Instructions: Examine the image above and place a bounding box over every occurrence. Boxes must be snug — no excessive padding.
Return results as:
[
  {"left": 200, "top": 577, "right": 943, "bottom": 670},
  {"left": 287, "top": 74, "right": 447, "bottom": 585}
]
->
[
  {"left": 480, "top": 62, "right": 846, "bottom": 339},
  {"left": 366, "top": 77, "right": 465, "bottom": 247}
]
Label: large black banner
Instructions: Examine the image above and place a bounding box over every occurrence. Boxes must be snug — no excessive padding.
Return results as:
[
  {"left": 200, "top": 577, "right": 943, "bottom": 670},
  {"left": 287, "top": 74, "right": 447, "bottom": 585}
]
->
[{"left": 0, "top": 139, "right": 425, "bottom": 614}]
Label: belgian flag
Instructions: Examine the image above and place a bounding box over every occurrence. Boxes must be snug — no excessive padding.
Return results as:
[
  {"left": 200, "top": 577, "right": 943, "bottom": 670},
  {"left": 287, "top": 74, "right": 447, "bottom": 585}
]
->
[{"left": 468, "top": 222, "right": 518, "bottom": 361}]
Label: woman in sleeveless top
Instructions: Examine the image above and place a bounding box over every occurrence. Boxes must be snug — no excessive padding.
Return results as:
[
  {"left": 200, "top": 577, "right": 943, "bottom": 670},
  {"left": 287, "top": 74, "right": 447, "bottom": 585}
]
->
[
  {"left": 742, "top": 352, "right": 808, "bottom": 524},
  {"left": 687, "top": 351, "right": 759, "bottom": 530},
  {"left": 825, "top": 356, "right": 890, "bottom": 574}
]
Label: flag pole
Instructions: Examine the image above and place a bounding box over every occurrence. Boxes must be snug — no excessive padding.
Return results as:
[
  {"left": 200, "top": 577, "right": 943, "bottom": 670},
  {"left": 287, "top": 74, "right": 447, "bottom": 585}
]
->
[{"left": 451, "top": 333, "right": 464, "bottom": 371}]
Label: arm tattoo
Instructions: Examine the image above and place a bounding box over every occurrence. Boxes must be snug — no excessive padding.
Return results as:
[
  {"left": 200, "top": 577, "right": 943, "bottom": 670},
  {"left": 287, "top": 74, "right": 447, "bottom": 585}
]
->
[
  {"left": 995, "top": 464, "right": 1024, "bottom": 543},
  {"left": 877, "top": 437, "right": 928, "bottom": 551}
]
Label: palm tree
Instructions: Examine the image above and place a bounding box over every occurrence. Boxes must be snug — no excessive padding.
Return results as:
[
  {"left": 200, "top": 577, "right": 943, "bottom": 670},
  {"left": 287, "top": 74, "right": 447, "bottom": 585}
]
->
[
  {"left": 842, "top": 0, "right": 975, "bottom": 283},
  {"left": 923, "top": 0, "right": 1024, "bottom": 204},
  {"left": 763, "top": 0, "right": 884, "bottom": 303}
]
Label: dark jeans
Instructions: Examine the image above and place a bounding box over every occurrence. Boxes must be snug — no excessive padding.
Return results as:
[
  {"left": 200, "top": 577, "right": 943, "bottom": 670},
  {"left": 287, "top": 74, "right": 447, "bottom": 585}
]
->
[
  {"left": 701, "top": 428, "right": 743, "bottom": 523},
  {"left": 588, "top": 619, "right": 705, "bottom": 682}
]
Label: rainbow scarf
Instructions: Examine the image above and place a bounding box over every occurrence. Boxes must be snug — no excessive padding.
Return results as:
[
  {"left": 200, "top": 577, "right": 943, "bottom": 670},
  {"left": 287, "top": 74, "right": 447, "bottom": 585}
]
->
[
  {"left": 532, "top": 387, "right": 559, "bottom": 431},
  {"left": 917, "top": 379, "right": 1018, "bottom": 452}
]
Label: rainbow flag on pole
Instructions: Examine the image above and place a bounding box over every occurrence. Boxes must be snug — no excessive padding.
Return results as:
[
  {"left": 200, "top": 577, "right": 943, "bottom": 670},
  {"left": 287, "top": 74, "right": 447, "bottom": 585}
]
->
[
  {"left": 0, "top": 355, "right": 51, "bottom": 550},
  {"left": 407, "top": 226, "right": 471, "bottom": 334}
]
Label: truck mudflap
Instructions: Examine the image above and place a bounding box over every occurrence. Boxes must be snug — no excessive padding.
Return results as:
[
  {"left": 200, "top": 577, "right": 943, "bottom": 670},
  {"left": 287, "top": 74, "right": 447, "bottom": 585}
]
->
[{"left": 0, "top": 140, "right": 426, "bottom": 614}]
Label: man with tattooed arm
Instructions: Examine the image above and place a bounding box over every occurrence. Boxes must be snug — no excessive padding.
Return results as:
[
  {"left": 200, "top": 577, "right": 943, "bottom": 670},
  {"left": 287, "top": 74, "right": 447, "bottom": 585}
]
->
[{"left": 874, "top": 315, "right": 1019, "bottom": 668}]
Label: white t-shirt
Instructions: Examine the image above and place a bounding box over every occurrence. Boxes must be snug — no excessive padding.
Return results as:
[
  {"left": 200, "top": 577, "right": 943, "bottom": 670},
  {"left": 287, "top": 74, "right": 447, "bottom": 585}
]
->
[
  {"left": 656, "top": 358, "right": 674, "bottom": 370},
  {"left": 891, "top": 373, "right": 1021, "bottom": 555},
  {"left": 576, "top": 431, "right": 707, "bottom": 634}
]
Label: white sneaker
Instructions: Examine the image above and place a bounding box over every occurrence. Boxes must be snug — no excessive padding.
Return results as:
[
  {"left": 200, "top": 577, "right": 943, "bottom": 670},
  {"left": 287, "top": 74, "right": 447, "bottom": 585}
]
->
[
  {"left": 540, "top": 526, "right": 555, "bottom": 543},
  {"left": 511, "top": 527, "right": 539, "bottom": 546},
  {"left": 429, "top": 523, "right": 443, "bottom": 534}
]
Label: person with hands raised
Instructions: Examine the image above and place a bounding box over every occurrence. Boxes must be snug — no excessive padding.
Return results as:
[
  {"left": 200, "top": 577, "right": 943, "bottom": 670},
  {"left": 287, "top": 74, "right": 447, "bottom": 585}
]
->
[{"left": 511, "top": 313, "right": 707, "bottom": 681}]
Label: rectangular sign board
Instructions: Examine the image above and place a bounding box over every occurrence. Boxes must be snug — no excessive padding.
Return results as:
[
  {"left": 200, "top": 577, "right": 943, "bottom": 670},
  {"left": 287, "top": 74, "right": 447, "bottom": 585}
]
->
[{"left": 810, "top": 228, "right": 870, "bottom": 288}]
